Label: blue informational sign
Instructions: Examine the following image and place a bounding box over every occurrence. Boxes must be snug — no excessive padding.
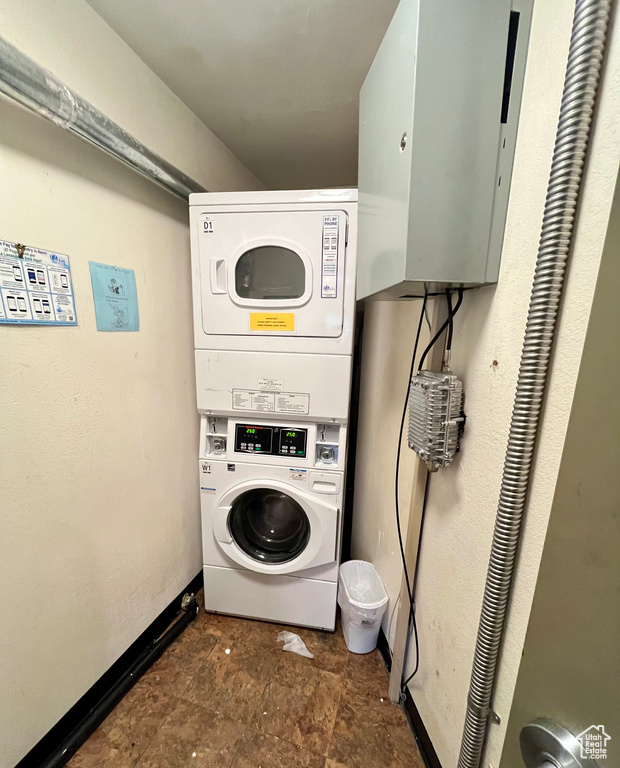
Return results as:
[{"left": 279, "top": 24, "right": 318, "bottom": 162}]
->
[
  {"left": 0, "top": 240, "right": 77, "bottom": 325},
  {"left": 89, "top": 261, "right": 139, "bottom": 332}
]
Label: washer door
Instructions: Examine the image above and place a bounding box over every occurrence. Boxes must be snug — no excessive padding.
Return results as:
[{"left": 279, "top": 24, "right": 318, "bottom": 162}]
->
[
  {"left": 213, "top": 479, "right": 338, "bottom": 575},
  {"left": 229, "top": 488, "right": 310, "bottom": 564}
]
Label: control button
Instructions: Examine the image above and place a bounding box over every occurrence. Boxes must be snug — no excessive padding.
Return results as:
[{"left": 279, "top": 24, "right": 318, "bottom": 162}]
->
[{"left": 256, "top": 444, "right": 261, "bottom": 449}]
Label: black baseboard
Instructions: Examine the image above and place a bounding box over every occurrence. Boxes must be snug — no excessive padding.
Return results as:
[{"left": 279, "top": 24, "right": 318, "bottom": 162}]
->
[
  {"left": 377, "top": 629, "right": 443, "bottom": 768},
  {"left": 376, "top": 625, "right": 393, "bottom": 673},
  {"left": 15, "top": 572, "right": 203, "bottom": 768}
]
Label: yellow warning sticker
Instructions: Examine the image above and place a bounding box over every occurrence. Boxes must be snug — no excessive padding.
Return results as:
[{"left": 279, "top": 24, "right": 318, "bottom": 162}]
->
[{"left": 250, "top": 312, "right": 295, "bottom": 332}]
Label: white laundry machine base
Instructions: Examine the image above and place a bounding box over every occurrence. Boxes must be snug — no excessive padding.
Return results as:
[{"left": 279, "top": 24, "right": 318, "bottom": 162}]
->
[{"left": 203, "top": 564, "right": 337, "bottom": 631}]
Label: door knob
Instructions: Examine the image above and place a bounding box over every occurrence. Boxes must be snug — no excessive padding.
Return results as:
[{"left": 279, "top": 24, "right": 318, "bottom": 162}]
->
[{"left": 520, "top": 718, "right": 600, "bottom": 767}]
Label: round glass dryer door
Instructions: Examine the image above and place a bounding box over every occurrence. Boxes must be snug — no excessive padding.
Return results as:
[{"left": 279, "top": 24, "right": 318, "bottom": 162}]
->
[{"left": 228, "top": 488, "right": 310, "bottom": 564}]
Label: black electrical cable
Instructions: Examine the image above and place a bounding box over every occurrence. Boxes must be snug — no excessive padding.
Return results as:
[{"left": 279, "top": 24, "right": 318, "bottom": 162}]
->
[
  {"left": 445, "top": 288, "right": 454, "bottom": 352},
  {"left": 417, "top": 287, "right": 464, "bottom": 372},
  {"left": 394, "top": 291, "right": 427, "bottom": 692},
  {"left": 395, "top": 286, "right": 476, "bottom": 300},
  {"left": 401, "top": 582, "right": 421, "bottom": 688},
  {"left": 395, "top": 292, "right": 428, "bottom": 611},
  {"left": 401, "top": 479, "right": 432, "bottom": 689},
  {"left": 397, "top": 287, "right": 464, "bottom": 693}
]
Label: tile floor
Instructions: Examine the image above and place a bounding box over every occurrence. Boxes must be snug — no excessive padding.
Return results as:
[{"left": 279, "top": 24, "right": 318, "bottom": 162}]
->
[{"left": 67, "top": 592, "right": 424, "bottom": 768}]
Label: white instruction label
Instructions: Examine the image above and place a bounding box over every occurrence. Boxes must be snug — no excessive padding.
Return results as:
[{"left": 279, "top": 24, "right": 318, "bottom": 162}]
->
[
  {"left": 321, "top": 214, "right": 339, "bottom": 298},
  {"left": 232, "top": 389, "right": 310, "bottom": 415},
  {"left": 232, "top": 390, "right": 275, "bottom": 412},
  {"left": 289, "top": 469, "right": 308, "bottom": 482},
  {"left": 258, "top": 377, "right": 284, "bottom": 392},
  {"left": 275, "top": 392, "right": 310, "bottom": 415},
  {"left": 0, "top": 240, "right": 77, "bottom": 325}
]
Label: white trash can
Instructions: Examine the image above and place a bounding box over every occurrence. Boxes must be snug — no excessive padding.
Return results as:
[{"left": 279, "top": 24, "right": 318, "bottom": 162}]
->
[{"left": 338, "top": 560, "right": 389, "bottom": 654}]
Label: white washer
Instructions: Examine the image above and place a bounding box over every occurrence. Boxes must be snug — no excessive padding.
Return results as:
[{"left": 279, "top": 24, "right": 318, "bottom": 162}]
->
[{"left": 200, "top": 422, "right": 345, "bottom": 631}]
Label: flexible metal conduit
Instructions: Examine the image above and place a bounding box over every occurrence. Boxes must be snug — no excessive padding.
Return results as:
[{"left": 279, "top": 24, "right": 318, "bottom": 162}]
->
[
  {"left": 457, "top": 1, "right": 611, "bottom": 767},
  {"left": 0, "top": 34, "right": 206, "bottom": 200}
]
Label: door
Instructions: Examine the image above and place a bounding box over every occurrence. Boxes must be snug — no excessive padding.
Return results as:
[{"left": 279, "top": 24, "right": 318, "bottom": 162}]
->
[
  {"left": 229, "top": 488, "right": 310, "bottom": 564},
  {"left": 197, "top": 210, "right": 348, "bottom": 337},
  {"left": 499, "top": 174, "right": 620, "bottom": 768},
  {"left": 212, "top": 479, "right": 339, "bottom": 575}
]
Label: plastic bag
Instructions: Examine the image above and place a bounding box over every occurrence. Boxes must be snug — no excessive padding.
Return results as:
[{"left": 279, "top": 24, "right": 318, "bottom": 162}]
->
[{"left": 277, "top": 631, "right": 314, "bottom": 659}]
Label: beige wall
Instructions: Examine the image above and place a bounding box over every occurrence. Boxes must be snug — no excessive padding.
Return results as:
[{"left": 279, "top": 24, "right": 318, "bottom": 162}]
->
[
  {"left": 0, "top": 1, "right": 263, "bottom": 765},
  {"left": 351, "top": 2, "right": 620, "bottom": 767}
]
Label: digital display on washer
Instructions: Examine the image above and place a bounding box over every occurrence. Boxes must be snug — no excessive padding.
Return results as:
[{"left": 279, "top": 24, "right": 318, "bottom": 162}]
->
[
  {"left": 234, "top": 425, "right": 273, "bottom": 453},
  {"left": 234, "top": 424, "right": 307, "bottom": 458},
  {"left": 278, "top": 429, "right": 307, "bottom": 457}
]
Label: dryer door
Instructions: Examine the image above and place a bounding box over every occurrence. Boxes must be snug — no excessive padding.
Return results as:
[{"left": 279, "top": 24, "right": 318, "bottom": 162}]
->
[
  {"left": 197, "top": 210, "right": 348, "bottom": 338},
  {"left": 212, "top": 479, "right": 338, "bottom": 575}
]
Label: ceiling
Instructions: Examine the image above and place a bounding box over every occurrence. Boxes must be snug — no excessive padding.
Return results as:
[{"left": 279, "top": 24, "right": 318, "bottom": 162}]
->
[{"left": 86, "top": 0, "right": 398, "bottom": 189}]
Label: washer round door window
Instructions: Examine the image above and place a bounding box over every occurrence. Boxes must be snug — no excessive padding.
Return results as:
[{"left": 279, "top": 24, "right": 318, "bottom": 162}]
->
[{"left": 229, "top": 488, "right": 310, "bottom": 564}]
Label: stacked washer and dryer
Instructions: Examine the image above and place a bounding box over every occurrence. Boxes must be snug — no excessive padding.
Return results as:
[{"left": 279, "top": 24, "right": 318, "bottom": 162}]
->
[{"left": 189, "top": 189, "right": 357, "bottom": 630}]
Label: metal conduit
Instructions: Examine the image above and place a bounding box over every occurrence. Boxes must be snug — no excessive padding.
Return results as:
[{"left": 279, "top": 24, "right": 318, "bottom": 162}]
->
[
  {"left": 457, "top": 1, "right": 611, "bottom": 767},
  {"left": 0, "top": 34, "right": 206, "bottom": 200}
]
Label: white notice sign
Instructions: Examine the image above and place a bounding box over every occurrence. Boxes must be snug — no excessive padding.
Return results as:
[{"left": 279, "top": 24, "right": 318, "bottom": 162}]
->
[
  {"left": 0, "top": 240, "right": 77, "bottom": 326},
  {"left": 232, "top": 389, "right": 310, "bottom": 415},
  {"left": 275, "top": 393, "right": 310, "bottom": 415}
]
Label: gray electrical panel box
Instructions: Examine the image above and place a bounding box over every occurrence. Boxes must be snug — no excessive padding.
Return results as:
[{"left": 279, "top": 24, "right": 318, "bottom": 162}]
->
[{"left": 357, "top": 0, "right": 533, "bottom": 300}]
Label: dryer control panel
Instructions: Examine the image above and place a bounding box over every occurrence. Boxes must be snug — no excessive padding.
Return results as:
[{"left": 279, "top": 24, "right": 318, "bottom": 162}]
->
[{"left": 234, "top": 423, "right": 307, "bottom": 458}]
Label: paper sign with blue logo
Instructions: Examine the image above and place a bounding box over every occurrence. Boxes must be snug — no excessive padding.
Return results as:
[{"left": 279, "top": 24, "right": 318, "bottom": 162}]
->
[
  {"left": 0, "top": 239, "right": 77, "bottom": 326},
  {"left": 89, "top": 261, "right": 139, "bottom": 332}
]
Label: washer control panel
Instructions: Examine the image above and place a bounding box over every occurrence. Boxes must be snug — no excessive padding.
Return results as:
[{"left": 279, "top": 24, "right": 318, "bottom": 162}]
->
[
  {"left": 200, "top": 416, "right": 345, "bottom": 468},
  {"left": 234, "top": 423, "right": 308, "bottom": 459}
]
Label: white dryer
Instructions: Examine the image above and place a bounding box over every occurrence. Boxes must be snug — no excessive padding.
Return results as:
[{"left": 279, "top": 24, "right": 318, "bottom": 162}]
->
[
  {"left": 199, "top": 416, "right": 346, "bottom": 630},
  {"left": 189, "top": 189, "right": 357, "bottom": 423}
]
